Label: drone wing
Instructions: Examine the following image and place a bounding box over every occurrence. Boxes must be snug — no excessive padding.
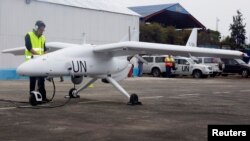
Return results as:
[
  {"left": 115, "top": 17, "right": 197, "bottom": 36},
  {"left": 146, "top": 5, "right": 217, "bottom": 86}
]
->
[
  {"left": 1, "top": 42, "right": 77, "bottom": 56},
  {"left": 93, "top": 41, "right": 245, "bottom": 59}
]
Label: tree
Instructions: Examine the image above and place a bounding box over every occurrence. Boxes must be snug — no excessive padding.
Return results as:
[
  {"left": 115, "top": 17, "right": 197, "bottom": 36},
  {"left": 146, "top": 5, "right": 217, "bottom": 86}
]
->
[
  {"left": 163, "top": 26, "right": 176, "bottom": 44},
  {"left": 140, "top": 24, "right": 194, "bottom": 45},
  {"left": 229, "top": 10, "right": 246, "bottom": 49},
  {"left": 140, "top": 23, "right": 165, "bottom": 43},
  {"left": 220, "top": 35, "right": 235, "bottom": 49},
  {"left": 198, "top": 29, "right": 220, "bottom": 47},
  {"left": 139, "top": 23, "right": 220, "bottom": 47}
]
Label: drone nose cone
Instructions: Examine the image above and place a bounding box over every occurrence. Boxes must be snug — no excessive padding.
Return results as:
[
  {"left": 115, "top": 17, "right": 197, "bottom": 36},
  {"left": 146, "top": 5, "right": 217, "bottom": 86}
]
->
[
  {"left": 16, "top": 63, "right": 26, "bottom": 75},
  {"left": 17, "top": 57, "right": 50, "bottom": 76},
  {"left": 17, "top": 61, "right": 31, "bottom": 76}
]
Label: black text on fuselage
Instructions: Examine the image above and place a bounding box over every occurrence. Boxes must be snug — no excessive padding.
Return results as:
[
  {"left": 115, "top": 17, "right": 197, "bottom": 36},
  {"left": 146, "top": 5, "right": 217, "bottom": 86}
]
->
[{"left": 72, "top": 60, "right": 87, "bottom": 73}]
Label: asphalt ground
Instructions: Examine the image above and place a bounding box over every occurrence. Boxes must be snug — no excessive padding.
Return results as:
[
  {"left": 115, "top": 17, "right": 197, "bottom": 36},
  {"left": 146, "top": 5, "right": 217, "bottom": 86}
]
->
[{"left": 0, "top": 76, "right": 250, "bottom": 141}]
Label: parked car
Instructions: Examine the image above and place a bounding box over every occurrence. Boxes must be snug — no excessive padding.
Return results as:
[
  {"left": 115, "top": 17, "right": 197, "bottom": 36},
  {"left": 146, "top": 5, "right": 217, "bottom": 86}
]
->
[
  {"left": 173, "top": 56, "right": 213, "bottom": 78},
  {"left": 194, "top": 57, "right": 224, "bottom": 77},
  {"left": 220, "top": 58, "right": 250, "bottom": 78},
  {"left": 142, "top": 55, "right": 213, "bottom": 78},
  {"left": 142, "top": 55, "right": 166, "bottom": 77}
]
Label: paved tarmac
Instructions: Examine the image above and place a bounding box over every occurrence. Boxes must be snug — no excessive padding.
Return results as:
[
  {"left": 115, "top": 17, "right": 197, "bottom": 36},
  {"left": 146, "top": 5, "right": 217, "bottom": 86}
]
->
[{"left": 0, "top": 76, "right": 250, "bottom": 141}]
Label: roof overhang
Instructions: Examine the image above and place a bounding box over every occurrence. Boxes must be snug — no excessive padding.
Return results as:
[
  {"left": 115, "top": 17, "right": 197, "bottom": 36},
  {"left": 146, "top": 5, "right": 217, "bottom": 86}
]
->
[
  {"left": 36, "top": 0, "right": 140, "bottom": 16},
  {"left": 129, "top": 3, "right": 205, "bottom": 29},
  {"left": 143, "top": 9, "right": 205, "bottom": 29}
]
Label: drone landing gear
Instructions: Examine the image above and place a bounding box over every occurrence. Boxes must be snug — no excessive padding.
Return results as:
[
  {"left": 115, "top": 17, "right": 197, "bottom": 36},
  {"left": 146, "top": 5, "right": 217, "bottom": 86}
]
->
[
  {"left": 69, "top": 88, "right": 80, "bottom": 98},
  {"left": 69, "top": 78, "right": 98, "bottom": 98},
  {"left": 127, "top": 93, "right": 142, "bottom": 105},
  {"left": 105, "top": 77, "right": 142, "bottom": 106}
]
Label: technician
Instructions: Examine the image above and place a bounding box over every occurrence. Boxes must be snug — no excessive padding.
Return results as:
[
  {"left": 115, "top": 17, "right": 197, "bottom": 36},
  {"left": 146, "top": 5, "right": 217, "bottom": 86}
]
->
[
  {"left": 165, "top": 55, "right": 175, "bottom": 78},
  {"left": 25, "top": 20, "right": 49, "bottom": 102}
]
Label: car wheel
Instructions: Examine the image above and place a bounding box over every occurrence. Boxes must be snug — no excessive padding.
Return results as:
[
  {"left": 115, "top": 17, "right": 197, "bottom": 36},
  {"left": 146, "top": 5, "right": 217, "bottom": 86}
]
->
[
  {"left": 202, "top": 75, "right": 208, "bottom": 78},
  {"left": 221, "top": 74, "right": 228, "bottom": 77},
  {"left": 210, "top": 73, "right": 217, "bottom": 77},
  {"left": 152, "top": 68, "right": 161, "bottom": 77},
  {"left": 193, "top": 70, "right": 202, "bottom": 78},
  {"left": 241, "top": 69, "right": 249, "bottom": 78}
]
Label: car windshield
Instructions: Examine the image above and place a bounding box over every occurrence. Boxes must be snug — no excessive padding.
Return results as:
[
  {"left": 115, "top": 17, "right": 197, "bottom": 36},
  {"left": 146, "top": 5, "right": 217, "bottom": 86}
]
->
[
  {"left": 187, "top": 58, "right": 196, "bottom": 64},
  {"left": 235, "top": 59, "right": 246, "bottom": 64},
  {"left": 193, "top": 59, "right": 200, "bottom": 64}
]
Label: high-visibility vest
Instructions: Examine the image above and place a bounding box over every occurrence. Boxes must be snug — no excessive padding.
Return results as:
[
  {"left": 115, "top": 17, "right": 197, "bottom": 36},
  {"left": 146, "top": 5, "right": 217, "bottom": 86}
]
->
[
  {"left": 25, "top": 31, "right": 45, "bottom": 61},
  {"left": 165, "top": 56, "right": 174, "bottom": 67}
]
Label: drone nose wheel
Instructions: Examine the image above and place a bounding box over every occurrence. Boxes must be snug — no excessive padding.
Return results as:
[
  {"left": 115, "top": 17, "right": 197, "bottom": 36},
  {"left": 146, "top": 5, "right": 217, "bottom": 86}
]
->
[{"left": 69, "top": 88, "right": 80, "bottom": 98}]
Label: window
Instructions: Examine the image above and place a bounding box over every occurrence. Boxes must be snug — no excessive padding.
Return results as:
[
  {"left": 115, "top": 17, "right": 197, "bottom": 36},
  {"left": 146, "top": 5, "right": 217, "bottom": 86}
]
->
[
  {"left": 221, "top": 59, "right": 229, "bottom": 64},
  {"left": 235, "top": 59, "right": 246, "bottom": 64},
  {"left": 155, "top": 57, "right": 165, "bottom": 63},
  {"left": 194, "top": 58, "right": 202, "bottom": 64},
  {"left": 204, "top": 58, "right": 213, "bottom": 63},
  {"left": 228, "top": 59, "right": 238, "bottom": 65},
  {"left": 204, "top": 58, "right": 219, "bottom": 63},
  {"left": 143, "top": 57, "right": 153, "bottom": 63},
  {"left": 178, "top": 59, "right": 188, "bottom": 65}
]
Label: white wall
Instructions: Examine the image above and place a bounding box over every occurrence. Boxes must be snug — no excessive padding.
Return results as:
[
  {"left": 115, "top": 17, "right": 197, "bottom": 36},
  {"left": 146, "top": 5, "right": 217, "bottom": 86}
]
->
[{"left": 0, "top": 0, "right": 139, "bottom": 68}]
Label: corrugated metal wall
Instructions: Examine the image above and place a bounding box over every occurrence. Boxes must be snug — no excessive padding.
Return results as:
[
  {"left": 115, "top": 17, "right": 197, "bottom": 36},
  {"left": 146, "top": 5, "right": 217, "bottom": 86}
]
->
[{"left": 0, "top": 0, "right": 139, "bottom": 68}]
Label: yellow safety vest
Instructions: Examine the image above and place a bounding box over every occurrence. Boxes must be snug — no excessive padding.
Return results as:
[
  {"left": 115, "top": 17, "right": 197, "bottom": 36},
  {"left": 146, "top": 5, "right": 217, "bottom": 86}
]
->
[
  {"left": 165, "top": 56, "right": 174, "bottom": 67},
  {"left": 25, "top": 31, "right": 45, "bottom": 61}
]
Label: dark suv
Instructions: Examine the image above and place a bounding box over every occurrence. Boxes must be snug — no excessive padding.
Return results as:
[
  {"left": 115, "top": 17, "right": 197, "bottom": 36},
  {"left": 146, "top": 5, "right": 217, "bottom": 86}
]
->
[{"left": 221, "top": 58, "right": 250, "bottom": 78}]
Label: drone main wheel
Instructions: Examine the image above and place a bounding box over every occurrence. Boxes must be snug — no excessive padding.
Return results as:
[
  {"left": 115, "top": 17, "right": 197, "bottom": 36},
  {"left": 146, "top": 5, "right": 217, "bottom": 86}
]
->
[
  {"left": 127, "top": 93, "right": 142, "bottom": 105},
  {"left": 69, "top": 88, "right": 80, "bottom": 98}
]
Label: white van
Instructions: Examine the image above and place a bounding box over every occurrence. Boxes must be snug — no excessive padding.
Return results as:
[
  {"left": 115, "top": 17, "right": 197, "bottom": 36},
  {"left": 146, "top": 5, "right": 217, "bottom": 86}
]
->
[
  {"left": 173, "top": 56, "right": 213, "bottom": 78},
  {"left": 142, "top": 55, "right": 213, "bottom": 78},
  {"left": 194, "top": 57, "right": 224, "bottom": 77},
  {"left": 142, "top": 55, "right": 166, "bottom": 77}
]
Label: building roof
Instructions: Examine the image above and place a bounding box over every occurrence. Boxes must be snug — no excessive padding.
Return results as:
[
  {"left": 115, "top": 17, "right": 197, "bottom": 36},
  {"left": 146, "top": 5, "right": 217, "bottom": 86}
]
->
[
  {"left": 129, "top": 3, "right": 205, "bottom": 29},
  {"left": 36, "top": 0, "right": 140, "bottom": 16}
]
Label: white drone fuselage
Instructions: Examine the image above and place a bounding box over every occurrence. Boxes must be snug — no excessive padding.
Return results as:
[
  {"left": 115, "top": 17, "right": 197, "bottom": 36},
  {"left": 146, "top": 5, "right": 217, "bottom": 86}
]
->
[{"left": 17, "top": 44, "right": 129, "bottom": 80}]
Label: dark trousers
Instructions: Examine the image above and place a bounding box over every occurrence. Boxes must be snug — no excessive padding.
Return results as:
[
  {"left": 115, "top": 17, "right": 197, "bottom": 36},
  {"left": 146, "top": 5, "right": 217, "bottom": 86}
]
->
[
  {"left": 30, "top": 77, "right": 47, "bottom": 100},
  {"left": 165, "top": 66, "right": 172, "bottom": 78},
  {"left": 138, "top": 63, "right": 143, "bottom": 77}
]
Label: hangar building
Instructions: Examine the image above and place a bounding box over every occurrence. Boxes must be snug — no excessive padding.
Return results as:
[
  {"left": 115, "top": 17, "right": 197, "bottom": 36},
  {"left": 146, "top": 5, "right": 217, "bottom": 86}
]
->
[
  {"left": 129, "top": 3, "right": 205, "bottom": 29},
  {"left": 0, "top": 0, "right": 139, "bottom": 79}
]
